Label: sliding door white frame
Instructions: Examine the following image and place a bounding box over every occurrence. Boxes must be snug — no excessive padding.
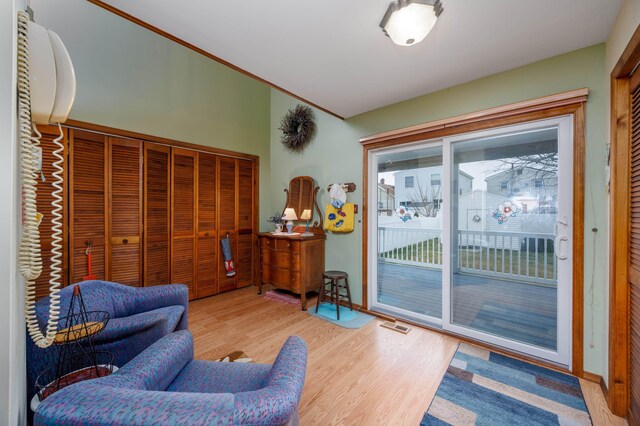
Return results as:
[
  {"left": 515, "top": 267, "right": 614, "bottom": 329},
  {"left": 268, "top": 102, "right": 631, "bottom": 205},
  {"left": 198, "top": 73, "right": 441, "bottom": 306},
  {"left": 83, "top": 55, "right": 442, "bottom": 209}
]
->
[
  {"left": 368, "top": 115, "right": 574, "bottom": 366},
  {"left": 367, "top": 140, "right": 443, "bottom": 326},
  {"left": 441, "top": 115, "right": 574, "bottom": 366}
]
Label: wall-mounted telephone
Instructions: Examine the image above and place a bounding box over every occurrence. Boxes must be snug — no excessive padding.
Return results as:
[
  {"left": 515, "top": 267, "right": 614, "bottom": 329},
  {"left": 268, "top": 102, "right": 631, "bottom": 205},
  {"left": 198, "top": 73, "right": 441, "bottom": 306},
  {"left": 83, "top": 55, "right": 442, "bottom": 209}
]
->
[{"left": 17, "top": 9, "right": 76, "bottom": 348}]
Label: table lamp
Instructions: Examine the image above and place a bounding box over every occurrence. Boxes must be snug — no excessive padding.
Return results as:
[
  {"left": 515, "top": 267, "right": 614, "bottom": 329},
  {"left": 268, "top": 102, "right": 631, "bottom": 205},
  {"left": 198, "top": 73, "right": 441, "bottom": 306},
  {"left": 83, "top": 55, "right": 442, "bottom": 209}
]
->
[
  {"left": 282, "top": 208, "right": 298, "bottom": 233},
  {"left": 300, "top": 209, "right": 313, "bottom": 237}
]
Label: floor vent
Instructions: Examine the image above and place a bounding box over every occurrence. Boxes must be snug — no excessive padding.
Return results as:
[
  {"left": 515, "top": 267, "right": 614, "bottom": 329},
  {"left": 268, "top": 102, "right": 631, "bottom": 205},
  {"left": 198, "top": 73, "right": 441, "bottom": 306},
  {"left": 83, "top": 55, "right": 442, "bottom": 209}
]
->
[{"left": 380, "top": 321, "right": 411, "bottom": 334}]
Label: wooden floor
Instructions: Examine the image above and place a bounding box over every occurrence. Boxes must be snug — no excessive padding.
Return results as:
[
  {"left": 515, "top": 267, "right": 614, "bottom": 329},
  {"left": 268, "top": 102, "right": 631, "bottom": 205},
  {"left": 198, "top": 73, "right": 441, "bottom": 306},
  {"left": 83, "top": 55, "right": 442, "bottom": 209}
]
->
[{"left": 189, "top": 286, "right": 625, "bottom": 425}]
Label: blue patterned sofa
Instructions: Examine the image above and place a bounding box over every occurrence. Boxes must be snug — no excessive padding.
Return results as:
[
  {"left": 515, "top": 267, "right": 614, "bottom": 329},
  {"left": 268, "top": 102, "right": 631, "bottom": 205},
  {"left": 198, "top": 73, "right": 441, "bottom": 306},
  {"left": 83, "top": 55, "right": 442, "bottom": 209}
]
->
[
  {"left": 27, "top": 281, "right": 189, "bottom": 409},
  {"left": 34, "top": 330, "right": 308, "bottom": 425}
]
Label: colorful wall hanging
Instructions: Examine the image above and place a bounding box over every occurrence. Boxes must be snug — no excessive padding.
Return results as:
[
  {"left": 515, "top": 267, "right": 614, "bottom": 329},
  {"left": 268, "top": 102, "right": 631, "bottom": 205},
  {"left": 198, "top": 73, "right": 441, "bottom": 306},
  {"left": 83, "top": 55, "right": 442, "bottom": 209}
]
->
[{"left": 492, "top": 201, "right": 521, "bottom": 224}]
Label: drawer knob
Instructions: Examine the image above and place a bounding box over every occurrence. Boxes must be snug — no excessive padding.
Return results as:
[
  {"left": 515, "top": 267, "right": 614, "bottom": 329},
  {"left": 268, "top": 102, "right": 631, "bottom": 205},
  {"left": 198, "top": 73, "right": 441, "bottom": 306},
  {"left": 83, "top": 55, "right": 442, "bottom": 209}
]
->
[
  {"left": 123, "top": 239, "right": 128, "bottom": 244},
  {"left": 287, "top": 243, "right": 290, "bottom": 247},
  {"left": 205, "top": 232, "right": 210, "bottom": 237}
]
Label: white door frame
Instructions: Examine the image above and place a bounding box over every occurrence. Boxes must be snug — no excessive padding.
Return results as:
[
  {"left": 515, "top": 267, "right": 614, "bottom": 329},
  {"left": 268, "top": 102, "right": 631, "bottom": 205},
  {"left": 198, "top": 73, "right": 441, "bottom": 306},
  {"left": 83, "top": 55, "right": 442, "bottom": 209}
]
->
[
  {"left": 442, "top": 115, "right": 573, "bottom": 366},
  {"left": 367, "top": 115, "right": 574, "bottom": 366},
  {"left": 367, "top": 140, "right": 444, "bottom": 326}
]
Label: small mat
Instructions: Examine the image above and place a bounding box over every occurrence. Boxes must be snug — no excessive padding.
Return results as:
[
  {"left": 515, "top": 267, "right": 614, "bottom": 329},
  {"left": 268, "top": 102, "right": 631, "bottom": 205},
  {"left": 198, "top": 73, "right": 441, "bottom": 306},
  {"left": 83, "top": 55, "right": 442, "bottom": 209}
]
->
[
  {"left": 263, "top": 289, "right": 301, "bottom": 305},
  {"left": 199, "top": 350, "right": 253, "bottom": 363},
  {"left": 308, "top": 302, "right": 375, "bottom": 329},
  {"left": 421, "top": 343, "right": 592, "bottom": 425}
]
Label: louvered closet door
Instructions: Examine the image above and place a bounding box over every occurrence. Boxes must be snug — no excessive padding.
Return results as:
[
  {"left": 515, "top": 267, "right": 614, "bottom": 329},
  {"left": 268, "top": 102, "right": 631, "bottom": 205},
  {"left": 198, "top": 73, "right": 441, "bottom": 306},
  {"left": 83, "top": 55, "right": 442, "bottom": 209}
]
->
[
  {"left": 34, "top": 125, "right": 68, "bottom": 297},
  {"left": 218, "top": 156, "right": 238, "bottom": 292},
  {"left": 144, "top": 143, "right": 171, "bottom": 286},
  {"left": 108, "top": 138, "right": 143, "bottom": 286},
  {"left": 237, "top": 159, "right": 254, "bottom": 288},
  {"left": 172, "top": 148, "right": 197, "bottom": 300},
  {"left": 197, "top": 153, "right": 217, "bottom": 298},
  {"left": 69, "top": 130, "right": 107, "bottom": 283},
  {"left": 629, "top": 85, "right": 640, "bottom": 424}
]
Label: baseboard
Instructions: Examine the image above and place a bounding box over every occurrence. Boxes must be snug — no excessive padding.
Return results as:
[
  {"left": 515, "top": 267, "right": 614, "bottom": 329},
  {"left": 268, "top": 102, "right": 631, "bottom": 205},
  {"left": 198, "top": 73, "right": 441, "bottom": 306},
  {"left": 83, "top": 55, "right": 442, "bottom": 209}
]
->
[{"left": 583, "top": 371, "right": 608, "bottom": 399}]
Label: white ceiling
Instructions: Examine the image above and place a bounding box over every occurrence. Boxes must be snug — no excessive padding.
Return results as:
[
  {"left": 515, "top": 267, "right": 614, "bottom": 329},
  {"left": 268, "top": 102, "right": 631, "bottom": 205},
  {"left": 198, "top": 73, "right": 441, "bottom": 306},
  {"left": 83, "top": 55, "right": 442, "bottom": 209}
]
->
[{"left": 99, "top": 0, "right": 621, "bottom": 118}]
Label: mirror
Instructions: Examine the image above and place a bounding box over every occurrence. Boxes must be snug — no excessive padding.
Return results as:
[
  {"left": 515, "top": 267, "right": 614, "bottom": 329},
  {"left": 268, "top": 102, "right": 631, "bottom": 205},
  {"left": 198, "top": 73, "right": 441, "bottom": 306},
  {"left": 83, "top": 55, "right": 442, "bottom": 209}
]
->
[{"left": 283, "top": 176, "right": 321, "bottom": 228}]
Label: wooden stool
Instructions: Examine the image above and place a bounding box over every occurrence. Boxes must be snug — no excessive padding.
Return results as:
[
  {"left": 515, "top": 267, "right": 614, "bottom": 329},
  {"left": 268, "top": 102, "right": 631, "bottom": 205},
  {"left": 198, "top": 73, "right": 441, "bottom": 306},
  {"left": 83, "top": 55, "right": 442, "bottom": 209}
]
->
[{"left": 316, "top": 270, "right": 353, "bottom": 320}]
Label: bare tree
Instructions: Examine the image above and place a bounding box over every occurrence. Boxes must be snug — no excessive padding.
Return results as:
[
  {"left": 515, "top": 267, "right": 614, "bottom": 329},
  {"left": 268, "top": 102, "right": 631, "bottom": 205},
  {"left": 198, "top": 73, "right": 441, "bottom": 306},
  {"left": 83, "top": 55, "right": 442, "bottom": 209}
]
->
[
  {"left": 491, "top": 153, "right": 558, "bottom": 182},
  {"left": 407, "top": 178, "right": 441, "bottom": 217}
]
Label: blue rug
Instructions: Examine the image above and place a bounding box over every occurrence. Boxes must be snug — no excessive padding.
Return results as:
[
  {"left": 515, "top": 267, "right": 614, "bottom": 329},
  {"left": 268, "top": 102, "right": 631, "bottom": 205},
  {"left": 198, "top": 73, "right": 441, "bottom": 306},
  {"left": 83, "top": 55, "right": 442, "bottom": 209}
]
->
[
  {"left": 308, "top": 303, "right": 375, "bottom": 329},
  {"left": 421, "top": 343, "right": 592, "bottom": 425}
]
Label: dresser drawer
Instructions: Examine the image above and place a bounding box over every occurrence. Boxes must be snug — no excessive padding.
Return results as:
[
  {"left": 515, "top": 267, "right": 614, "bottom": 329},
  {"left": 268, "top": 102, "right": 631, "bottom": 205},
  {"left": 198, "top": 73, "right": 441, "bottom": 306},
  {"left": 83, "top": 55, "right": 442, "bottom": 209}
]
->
[
  {"left": 275, "top": 239, "right": 302, "bottom": 252},
  {"left": 269, "top": 266, "right": 292, "bottom": 287},
  {"left": 271, "top": 251, "right": 292, "bottom": 269}
]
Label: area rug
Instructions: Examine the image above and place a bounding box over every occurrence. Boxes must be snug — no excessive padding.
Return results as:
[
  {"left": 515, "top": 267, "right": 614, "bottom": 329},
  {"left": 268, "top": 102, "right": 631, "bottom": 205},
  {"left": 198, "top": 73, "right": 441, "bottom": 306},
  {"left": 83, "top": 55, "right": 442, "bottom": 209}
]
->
[
  {"left": 199, "top": 350, "right": 253, "bottom": 363},
  {"left": 308, "top": 302, "right": 375, "bottom": 329},
  {"left": 421, "top": 343, "right": 591, "bottom": 425},
  {"left": 263, "top": 289, "right": 301, "bottom": 305}
]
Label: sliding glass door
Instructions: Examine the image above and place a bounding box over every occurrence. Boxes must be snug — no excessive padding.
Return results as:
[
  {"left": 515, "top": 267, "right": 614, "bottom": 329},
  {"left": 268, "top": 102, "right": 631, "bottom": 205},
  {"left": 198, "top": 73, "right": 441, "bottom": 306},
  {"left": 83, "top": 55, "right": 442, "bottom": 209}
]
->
[
  {"left": 369, "top": 116, "right": 573, "bottom": 365},
  {"left": 371, "top": 144, "right": 444, "bottom": 325}
]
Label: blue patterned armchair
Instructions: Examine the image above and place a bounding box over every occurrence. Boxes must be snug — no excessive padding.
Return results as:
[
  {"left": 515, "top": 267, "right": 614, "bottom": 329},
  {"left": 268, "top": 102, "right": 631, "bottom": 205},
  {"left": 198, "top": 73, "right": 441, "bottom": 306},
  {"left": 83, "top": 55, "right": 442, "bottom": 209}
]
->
[
  {"left": 34, "top": 330, "right": 308, "bottom": 425},
  {"left": 27, "top": 280, "right": 189, "bottom": 409}
]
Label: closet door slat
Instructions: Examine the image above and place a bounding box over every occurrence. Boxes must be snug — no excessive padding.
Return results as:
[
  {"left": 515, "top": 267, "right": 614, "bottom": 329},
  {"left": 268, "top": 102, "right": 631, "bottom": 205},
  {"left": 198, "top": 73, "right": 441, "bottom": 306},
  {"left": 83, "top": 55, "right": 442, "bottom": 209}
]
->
[
  {"left": 197, "top": 152, "right": 217, "bottom": 298},
  {"left": 69, "top": 129, "right": 107, "bottom": 284},
  {"left": 171, "top": 148, "right": 197, "bottom": 300},
  {"left": 144, "top": 143, "right": 171, "bottom": 286},
  {"left": 108, "top": 137, "right": 143, "bottom": 287},
  {"left": 237, "top": 159, "right": 254, "bottom": 288},
  {"left": 217, "top": 156, "right": 238, "bottom": 292}
]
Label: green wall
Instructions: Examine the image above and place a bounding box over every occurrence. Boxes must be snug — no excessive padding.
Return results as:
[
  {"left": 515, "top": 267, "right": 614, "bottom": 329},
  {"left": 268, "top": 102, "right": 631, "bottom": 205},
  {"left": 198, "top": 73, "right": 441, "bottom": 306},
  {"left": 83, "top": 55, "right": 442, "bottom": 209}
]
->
[
  {"left": 270, "top": 43, "right": 608, "bottom": 376},
  {"left": 33, "top": 0, "right": 272, "bottom": 227}
]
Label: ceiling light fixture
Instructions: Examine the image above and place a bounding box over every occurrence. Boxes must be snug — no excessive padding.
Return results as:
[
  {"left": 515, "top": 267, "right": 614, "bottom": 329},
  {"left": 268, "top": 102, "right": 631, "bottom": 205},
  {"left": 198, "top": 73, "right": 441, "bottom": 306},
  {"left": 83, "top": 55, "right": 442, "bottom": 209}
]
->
[{"left": 380, "top": 0, "right": 443, "bottom": 47}]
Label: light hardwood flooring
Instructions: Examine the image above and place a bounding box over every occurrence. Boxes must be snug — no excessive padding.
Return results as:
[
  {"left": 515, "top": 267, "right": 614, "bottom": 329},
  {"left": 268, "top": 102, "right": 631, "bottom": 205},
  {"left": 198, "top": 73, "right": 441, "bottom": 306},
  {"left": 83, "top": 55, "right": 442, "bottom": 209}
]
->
[{"left": 189, "top": 286, "right": 626, "bottom": 425}]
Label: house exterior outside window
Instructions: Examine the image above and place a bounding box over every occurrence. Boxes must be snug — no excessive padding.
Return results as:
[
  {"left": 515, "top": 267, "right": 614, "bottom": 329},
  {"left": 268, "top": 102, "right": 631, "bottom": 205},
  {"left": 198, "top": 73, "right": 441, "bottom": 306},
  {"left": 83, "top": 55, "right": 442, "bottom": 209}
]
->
[{"left": 405, "top": 176, "right": 414, "bottom": 188}]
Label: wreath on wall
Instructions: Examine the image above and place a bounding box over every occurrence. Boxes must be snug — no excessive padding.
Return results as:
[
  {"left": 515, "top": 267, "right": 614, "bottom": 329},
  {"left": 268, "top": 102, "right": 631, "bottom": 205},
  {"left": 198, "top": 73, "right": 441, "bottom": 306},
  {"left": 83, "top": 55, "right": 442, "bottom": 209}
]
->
[{"left": 279, "top": 104, "right": 317, "bottom": 153}]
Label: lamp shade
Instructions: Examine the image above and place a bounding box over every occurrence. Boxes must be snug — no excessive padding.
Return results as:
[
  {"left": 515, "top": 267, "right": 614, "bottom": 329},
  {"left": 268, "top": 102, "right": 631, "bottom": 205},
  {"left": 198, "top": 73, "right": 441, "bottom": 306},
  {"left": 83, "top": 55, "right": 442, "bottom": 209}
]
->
[
  {"left": 300, "top": 209, "right": 312, "bottom": 220},
  {"left": 282, "top": 208, "right": 298, "bottom": 221},
  {"left": 380, "top": 0, "right": 443, "bottom": 47}
]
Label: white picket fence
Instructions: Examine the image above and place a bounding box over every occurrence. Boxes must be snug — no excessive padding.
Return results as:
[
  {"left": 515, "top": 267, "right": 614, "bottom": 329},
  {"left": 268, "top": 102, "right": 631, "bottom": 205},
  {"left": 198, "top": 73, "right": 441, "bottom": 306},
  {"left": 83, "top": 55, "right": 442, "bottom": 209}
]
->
[{"left": 377, "top": 227, "right": 557, "bottom": 285}]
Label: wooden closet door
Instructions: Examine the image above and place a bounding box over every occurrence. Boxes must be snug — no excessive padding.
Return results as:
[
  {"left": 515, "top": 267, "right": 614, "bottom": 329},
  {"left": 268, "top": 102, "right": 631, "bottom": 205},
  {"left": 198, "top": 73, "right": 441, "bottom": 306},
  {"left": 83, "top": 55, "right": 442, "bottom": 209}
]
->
[
  {"left": 144, "top": 143, "right": 171, "bottom": 286},
  {"left": 197, "top": 153, "right": 218, "bottom": 298},
  {"left": 237, "top": 159, "right": 254, "bottom": 288},
  {"left": 629, "top": 85, "right": 640, "bottom": 424},
  {"left": 217, "top": 156, "right": 238, "bottom": 293},
  {"left": 172, "top": 148, "right": 197, "bottom": 300},
  {"left": 34, "top": 125, "right": 68, "bottom": 297},
  {"left": 69, "top": 130, "right": 108, "bottom": 283},
  {"left": 107, "top": 138, "right": 143, "bottom": 286}
]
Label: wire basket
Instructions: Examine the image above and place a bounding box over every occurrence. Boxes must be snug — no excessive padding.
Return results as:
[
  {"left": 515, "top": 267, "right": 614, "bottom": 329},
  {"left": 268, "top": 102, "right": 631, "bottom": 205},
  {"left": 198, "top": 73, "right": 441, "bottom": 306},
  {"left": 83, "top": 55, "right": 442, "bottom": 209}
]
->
[
  {"left": 53, "top": 311, "right": 110, "bottom": 345},
  {"left": 35, "top": 351, "right": 115, "bottom": 401}
]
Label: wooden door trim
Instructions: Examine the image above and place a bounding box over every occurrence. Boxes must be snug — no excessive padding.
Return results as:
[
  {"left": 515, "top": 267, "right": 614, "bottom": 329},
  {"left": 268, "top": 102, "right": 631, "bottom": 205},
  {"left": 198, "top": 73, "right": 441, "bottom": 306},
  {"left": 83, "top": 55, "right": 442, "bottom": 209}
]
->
[
  {"left": 360, "top": 88, "right": 589, "bottom": 146},
  {"left": 608, "top": 22, "right": 640, "bottom": 418},
  {"left": 361, "top": 96, "right": 587, "bottom": 377}
]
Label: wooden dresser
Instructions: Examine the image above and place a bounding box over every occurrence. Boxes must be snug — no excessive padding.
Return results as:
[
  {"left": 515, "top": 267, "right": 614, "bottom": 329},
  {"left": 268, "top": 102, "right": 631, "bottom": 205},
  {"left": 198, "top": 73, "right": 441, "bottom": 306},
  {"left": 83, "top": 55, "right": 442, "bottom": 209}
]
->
[{"left": 258, "top": 232, "right": 325, "bottom": 310}]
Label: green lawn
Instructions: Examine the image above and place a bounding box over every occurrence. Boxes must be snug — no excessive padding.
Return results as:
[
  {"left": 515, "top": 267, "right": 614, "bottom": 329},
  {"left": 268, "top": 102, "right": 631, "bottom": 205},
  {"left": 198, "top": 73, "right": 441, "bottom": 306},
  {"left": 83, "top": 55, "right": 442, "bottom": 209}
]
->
[{"left": 381, "top": 237, "right": 555, "bottom": 280}]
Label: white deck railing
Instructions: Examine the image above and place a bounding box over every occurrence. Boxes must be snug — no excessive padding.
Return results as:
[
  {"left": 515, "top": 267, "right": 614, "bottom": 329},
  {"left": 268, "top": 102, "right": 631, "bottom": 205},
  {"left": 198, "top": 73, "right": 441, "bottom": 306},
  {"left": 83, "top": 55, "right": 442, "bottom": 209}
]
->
[{"left": 378, "top": 227, "right": 557, "bottom": 285}]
